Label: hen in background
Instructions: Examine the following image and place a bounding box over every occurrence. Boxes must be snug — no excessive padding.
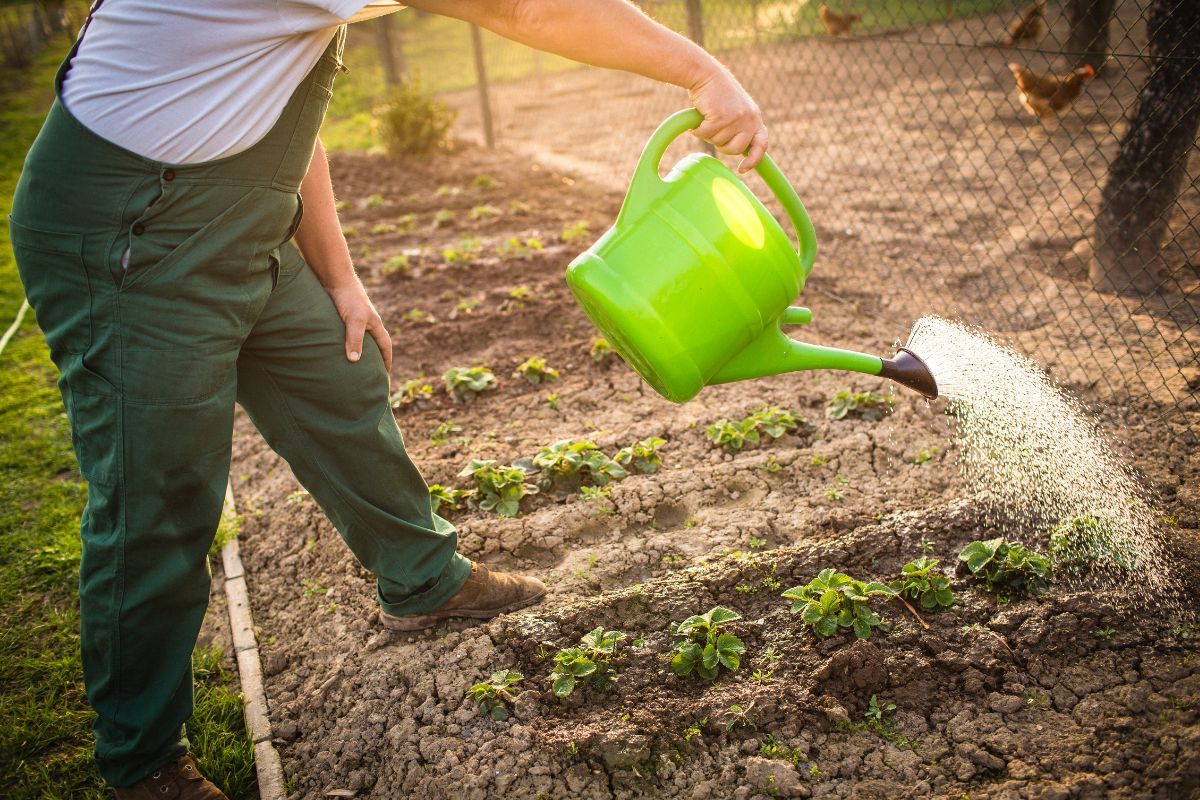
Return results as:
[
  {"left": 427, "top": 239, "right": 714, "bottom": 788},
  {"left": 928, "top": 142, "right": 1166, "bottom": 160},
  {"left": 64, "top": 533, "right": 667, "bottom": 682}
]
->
[
  {"left": 1000, "top": 0, "right": 1045, "bottom": 47},
  {"left": 1007, "top": 62, "right": 1096, "bottom": 121},
  {"left": 819, "top": 4, "right": 862, "bottom": 36}
]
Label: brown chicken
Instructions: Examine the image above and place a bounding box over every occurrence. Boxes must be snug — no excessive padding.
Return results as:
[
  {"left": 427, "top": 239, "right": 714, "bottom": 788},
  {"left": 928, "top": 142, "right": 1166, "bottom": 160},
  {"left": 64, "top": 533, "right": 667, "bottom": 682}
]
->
[
  {"left": 1000, "top": 0, "right": 1045, "bottom": 47},
  {"left": 819, "top": 4, "right": 861, "bottom": 36},
  {"left": 1007, "top": 62, "right": 1096, "bottom": 120}
]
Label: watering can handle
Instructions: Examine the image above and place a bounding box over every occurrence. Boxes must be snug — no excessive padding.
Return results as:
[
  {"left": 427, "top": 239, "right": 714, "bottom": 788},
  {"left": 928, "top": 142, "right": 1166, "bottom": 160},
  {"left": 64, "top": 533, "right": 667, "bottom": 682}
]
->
[{"left": 622, "top": 108, "right": 818, "bottom": 277}]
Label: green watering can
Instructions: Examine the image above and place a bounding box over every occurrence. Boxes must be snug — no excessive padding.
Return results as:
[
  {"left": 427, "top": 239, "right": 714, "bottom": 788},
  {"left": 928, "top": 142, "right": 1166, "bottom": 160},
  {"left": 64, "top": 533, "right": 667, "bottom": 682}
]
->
[{"left": 565, "top": 108, "right": 937, "bottom": 404}]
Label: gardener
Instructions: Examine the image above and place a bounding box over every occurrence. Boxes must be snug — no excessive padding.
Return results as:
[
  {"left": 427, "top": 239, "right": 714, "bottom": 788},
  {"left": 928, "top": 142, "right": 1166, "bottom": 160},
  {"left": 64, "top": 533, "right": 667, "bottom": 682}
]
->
[{"left": 11, "top": 1, "right": 768, "bottom": 796}]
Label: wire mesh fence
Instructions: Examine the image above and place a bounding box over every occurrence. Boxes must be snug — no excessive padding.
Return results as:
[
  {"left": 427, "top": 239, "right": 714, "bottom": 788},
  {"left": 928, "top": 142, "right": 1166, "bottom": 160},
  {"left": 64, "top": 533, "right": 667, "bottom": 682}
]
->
[{"left": 364, "top": 0, "right": 1198, "bottom": 444}]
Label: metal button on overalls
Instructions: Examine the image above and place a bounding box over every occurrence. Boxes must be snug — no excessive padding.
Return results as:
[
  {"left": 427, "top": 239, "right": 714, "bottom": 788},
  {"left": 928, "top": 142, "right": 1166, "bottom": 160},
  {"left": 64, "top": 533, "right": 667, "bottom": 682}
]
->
[{"left": 10, "top": 15, "right": 470, "bottom": 789}]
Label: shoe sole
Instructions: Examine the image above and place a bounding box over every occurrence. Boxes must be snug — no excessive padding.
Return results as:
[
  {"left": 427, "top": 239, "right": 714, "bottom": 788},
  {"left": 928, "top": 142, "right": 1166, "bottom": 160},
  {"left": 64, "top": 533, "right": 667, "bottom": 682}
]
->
[{"left": 378, "top": 587, "right": 547, "bottom": 632}]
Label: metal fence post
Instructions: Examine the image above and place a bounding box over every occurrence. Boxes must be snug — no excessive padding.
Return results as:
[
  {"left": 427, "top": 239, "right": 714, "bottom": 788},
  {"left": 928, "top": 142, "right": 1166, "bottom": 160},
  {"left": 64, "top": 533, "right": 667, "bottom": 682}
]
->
[{"left": 469, "top": 23, "right": 496, "bottom": 149}]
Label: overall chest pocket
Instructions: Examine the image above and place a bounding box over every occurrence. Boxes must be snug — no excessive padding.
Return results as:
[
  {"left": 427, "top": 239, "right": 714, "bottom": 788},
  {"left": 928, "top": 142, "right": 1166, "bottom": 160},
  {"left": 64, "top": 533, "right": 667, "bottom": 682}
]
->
[{"left": 8, "top": 217, "right": 92, "bottom": 357}]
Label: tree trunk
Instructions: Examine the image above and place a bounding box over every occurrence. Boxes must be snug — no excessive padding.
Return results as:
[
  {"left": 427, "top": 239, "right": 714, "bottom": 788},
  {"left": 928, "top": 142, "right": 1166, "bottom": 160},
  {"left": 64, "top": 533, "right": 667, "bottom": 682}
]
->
[
  {"left": 374, "top": 14, "right": 402, "bottom": 89},
  {"left": 1090, "top": 0, "right": 1200, "bottom": 296},
  {"left": 1066, "top": 0, "right": 1116, "bottom": 72}
]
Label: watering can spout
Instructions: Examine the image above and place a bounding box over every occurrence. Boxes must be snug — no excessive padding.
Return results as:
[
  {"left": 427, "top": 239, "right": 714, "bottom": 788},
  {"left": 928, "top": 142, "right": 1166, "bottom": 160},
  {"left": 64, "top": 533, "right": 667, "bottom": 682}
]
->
[
  {"left": 709, "top": 314, "right": 939, "bottom": 399},
  {"left": 879, "top": 348, "right": 939, "bottom": 399}
]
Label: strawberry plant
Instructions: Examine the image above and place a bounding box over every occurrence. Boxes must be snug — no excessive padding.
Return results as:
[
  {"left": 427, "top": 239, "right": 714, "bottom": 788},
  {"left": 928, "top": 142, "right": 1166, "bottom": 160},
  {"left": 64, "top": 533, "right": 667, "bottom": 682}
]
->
[
  {"left": 590, "top": 337, "right": 615, "bottom": 364},
  {"left": 496, "top": 236, "right": 543, "bottom": 261},
  {"left": 669, "top": 607, "right": 746, "bottom": 682},
  {"left": 473, "top": 173, "right": 496, "bottom": 190},
  {"left": 514, "top": 356, "right": 559, "bottom": 385},
  {"left": 390, "top": 378, "right": 432, "bottom": 409},
  {"left": 442, "top": 236, "right": 482, "bottom": 265},
  {"left": 561, "top": 220, "right": 591, "bottom": 244},
  {"left": 467, "top": 669, "right": 522, "bottom": 721},
  {"left": 532, "top": 439, "right": 627, "bottom": 490},
  {"left": 381, "top": 254, "right": 410, "bottom": 276},
  {"left": 458, "top": 459, "right": 538, "bottom": 518},
  {"left": 548, "top": 627, "right": 625, "bottom": 698},
  {"left": 432, "top": 208, "right": 455, "bottom": 228},
  {"left": 443, "top": 366, "right": 497, "bottom": 402},
  {"left": 429, "top": 420, "right": 462, "bottom": 445},
  {"left": 748, "top": 406, "right": 804, "bottom": 438},
  {"left": 429, "top": 484, "right": 473, "bottom": 514},
  {"left": 891, "top": 557, "right": 955, "bottom": 610},
  {"left": 782, "top": 569, "right": 896, "bottom": 640},
  {"left": 1048, "top": 515, "right": 1139, "bottom": 574},
  {"left": 958, "top": 538, "right": 1053, "bottom": 599},
  {"left": 364, "top": 193, "right": 384, "bottom": 209},
  {"left": 826, "top": 389, "right": 894, "bottom": 421},
  {"left": 706, "top": 418, "right": 760, "bottom": 453},
  {"left": 469, "top": 204, "right": 501, "bottom": 220},
  {"left": 614, "top": 437, "right": 666, "bottom": 474}
]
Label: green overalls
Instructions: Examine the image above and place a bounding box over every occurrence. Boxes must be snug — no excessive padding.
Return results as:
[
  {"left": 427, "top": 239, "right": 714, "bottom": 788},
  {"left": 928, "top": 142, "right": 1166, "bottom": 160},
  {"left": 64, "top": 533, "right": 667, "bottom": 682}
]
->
[{"left": 10, "top": 14, "right": 470, "bottom": 788}]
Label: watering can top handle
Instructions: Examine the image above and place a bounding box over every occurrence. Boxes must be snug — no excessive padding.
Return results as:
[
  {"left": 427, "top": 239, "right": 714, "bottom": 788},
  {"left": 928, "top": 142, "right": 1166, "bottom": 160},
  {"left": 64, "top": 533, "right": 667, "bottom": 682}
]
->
[{"left": 624, "top": 108, "right": 818, "bottom": 276}]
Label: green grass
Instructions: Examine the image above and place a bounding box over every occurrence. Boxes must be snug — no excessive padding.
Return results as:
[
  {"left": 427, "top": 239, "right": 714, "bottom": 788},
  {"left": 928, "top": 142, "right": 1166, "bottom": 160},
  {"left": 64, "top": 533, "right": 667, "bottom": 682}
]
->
[{"left": 0, "top": 39, "right": 256, "bottom": 799}]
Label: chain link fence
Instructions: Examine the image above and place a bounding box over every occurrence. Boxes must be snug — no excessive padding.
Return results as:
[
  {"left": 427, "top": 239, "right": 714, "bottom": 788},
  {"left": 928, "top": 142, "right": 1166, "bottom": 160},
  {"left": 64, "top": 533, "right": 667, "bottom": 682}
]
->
[{"left": 362, "top": 0, "right": 1199, "bottom": 444}]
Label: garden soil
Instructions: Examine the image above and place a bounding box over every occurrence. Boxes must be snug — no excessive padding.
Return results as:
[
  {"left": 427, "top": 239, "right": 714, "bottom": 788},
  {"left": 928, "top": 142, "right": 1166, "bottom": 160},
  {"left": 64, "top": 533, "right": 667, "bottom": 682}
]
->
[{"left": 225, "top": 143, "right": 1200, "bottom": 799}]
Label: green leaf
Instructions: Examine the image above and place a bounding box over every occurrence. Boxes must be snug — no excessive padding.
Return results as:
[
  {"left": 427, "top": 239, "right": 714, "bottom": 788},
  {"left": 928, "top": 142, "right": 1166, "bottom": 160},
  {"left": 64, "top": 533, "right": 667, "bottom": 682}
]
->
[
  {"left": 552, "top": 674, "right": 576, "bottom": 698},
  {"left": 701, "top": 643, "right": 719, "bottom": 672},
  {"left": 852, "top": 618, "right": 872, "bottom": 640},
  {"left": 707, "top": 607, "right": 741, "bottom": 627},
  {"left": 671, "top": 642, "right": 700, "bottom": 676},
  {"left": 815, "top": 615, "right": 839, "bottom": 637}
]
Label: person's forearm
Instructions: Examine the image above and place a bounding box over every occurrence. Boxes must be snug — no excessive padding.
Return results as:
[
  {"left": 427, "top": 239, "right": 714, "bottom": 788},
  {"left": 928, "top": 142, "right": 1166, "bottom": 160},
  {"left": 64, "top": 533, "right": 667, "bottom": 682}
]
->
[
  {"left": 295, "top": 137, "right": 358, "bottom": 290},
  {"left": 404, "top": 0, "right": 717, "bottom": 92}
]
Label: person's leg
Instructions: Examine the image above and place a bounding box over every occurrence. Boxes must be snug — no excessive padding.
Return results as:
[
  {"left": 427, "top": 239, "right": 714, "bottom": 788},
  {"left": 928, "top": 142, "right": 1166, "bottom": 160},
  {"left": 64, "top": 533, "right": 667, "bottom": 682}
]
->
[{"left": 236, "top": 243, "right": 472, "bottom": 615}]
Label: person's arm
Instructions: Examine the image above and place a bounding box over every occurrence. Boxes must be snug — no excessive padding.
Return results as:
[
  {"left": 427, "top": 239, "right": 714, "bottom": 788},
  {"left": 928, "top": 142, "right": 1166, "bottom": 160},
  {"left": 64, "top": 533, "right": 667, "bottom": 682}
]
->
[
  {"left": 295, "top": 136, "right": 393, "bottom": 372},
  {"left": 403, "top": 0, "right": 769, "bottom": 171}
]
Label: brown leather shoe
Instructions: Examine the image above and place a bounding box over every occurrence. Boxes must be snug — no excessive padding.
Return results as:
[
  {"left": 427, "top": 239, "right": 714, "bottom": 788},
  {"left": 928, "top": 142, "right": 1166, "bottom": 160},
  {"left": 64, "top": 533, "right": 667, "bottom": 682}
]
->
[
  {"left": 113, "top": 753, "right": 228, "bottom": 800},
  {"left": 380, "top": 561, "right": 546, "bottom": 631}
]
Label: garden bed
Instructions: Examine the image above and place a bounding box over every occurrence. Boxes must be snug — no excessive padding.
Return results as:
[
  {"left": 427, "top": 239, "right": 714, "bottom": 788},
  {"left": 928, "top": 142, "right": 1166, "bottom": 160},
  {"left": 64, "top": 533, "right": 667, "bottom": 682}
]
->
[{"left": 228, "top": 144, "right": 1199, "bottom": 799}]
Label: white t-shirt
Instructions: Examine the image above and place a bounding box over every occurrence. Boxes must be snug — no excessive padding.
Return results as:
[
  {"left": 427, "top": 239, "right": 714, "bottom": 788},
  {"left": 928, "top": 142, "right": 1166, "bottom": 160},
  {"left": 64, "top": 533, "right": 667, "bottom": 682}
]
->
[{"left": 61, "top": 1, "right": 376, "bottom": 164}]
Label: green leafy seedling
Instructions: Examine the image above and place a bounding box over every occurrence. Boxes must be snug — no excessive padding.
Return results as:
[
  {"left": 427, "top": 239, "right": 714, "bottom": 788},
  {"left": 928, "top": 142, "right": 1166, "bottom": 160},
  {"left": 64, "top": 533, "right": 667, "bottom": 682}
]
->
[
  {"left": 514, "top": 356, "right": 559, "bottom": 385},
  {"left": 891, "top": 557, "right": 955, "bottom": 610},
  {"left": 428, "top": 484, "right": 473, "bottom": 514},
  {"left": 458, "top": 459, "right": 538, "bottom": 518},
  {"left": 443, "top": 366, "right": 498, "bottom": 402},
  {"left": 429, "top": 420, "right": 462, "bottom": 445},
  {"left": 381, "top": 254, "right": 410, "bottom": 276},
  {"left": 442, "top": 236, "right": 482, "bottom": 265},
  {"left": 782, "top": 568, "right": 896, "bottom": 640},
  {"left": 473, "top": 173, "right": 496, "bottom": 190},
  {"left": 590, "top": 337, "right": 615, "bottom": 364},
  {"left": 533, "top": 439, "right": 627, "bottom": 490},
  {"left": 958, "top": 538, "right": 1053, "bottom": 600},
  {"left": 561, "top": 220, "right": 591, "bottom": 243},
  {"left": 390, "top": 378, "right": 433, "bottom": 409},
  {"left": 549, "top": 627, "right": 625, "bottom": 698},
  {"left": 707, "top": 418, "right": 761, "bottom": 453},
  {"left": 826, "top": 390, "right": 894, "bottom": 421},
  {"left": 469, "top": 204, "right": 501, "bottom": 220},
  {"left": 1048, "top": 515, "right": 1139, "bottom": 575},
  {"left": 364, "top": 193, "right": 385, "bottom": 209},
  {"left": 497, "top": 236, "right": 543, "bottom": 261},
  {"left": 467, "top": 669, "right": 522, "bottom": 721},
  {"left": 614, "top": 437, "right": 666, "bottom": 474},
  {"left": 670, "top": 607, "right": 746, "bottom": 682},
  {"left": 865, "top": 694, "right": 896, "bottom": 723},
  {"left": 748, "top": 406, "right": 804, "bottom": 438}
]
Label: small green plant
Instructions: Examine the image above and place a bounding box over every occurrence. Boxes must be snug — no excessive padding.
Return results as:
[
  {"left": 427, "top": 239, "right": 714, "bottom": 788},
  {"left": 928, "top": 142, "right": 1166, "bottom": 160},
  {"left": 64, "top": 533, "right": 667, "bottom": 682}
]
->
[
  {"left": 824, "top": 486, "right": 844, "bottom": 502},
  {"left": 285, "top": 489, "right": 309, "bottom": 506},
  {"left": 707, "top": 417, "right": 760, "bottom": 453},
  {"left": 905, "top": 447, "right": 941, "bottom": 465},
  {"left": 749, "top": 406, "right": 804, "bottom": 438},
  {"left": 1048, "top": 515, "right": 1139, "bottom": 575},
  {"left": 782, "top": 568, "right": 895, "bottom": 640},
  {"left": 1096, "top": 627, "right": 1116, "bottom": 640},
  {"left": 590, "top": 337, "right": 615, "bottom": 364},
  {"left": 458, "top": 460, "right": 538, "bottom": 518},
  {"left": 496, "top": 236, "right": 543, "bottom": 261},
  {"left": 507, "top": 199, "right": 531, "bottom": 215},
  {"left": 760, "top": 456, "right": 783, "bottom": 474},
  {"left": 401, "top": 308, "right": 434, "bottom": 325},
  {"left": 469, "top": 204, "right": 501, "bottom": 221},
  {"left": 429, "top": 420, "right": 462, "bottom": 445},
  {"left": 390, "top": 378, "right": 433, "bottom": 409},
  {"left": 865, "top": 694, "right": 896, "bottom": 723},
  {"left": 614, "top": 437, "right": 666, "bottom": 474},
  {"left": 467, "top": 669, "right": 523, "bottom": 721},
  {"left": 561, "top": 220, "right": 591, "bottom": 243},
  {"left": 507, "top": 285, "right": 531, "bottom": 301},
  {"left": 548, "top": 627, "right": 625, "bottom": 698},
  {"left": 533, "top": 439, "right": 627, "bottom": 490},
  {"left": 958, "top": 538, "right": 1053, "bottom": 600},
  {"left": 545, "top": 393, "right": 560, "bottom": 410},
  {"left": 669, "top": 607, "right": 746, "bottom": 682},
  {"left": 442, "top": 236, "right": 483, "bottom": 265},
  {"left": 301, "top": 579, "right": 327, "bottom": 599},
  {"left": 891, "top": 557, "right": 955, "bottom": 610},
  {"left": 381, "top": 254, "right": 410, "bottom": 276},
  {"left": 379, "top": 74, "right": 456, "bottom": 156},
  {"left": 432, "top": 208, "right": 455, "bottom": 228},
  {"left": 809, "top": 453, "right": 828, "bottom": 466},
  {"left": 455, "top": 298, "right": 479, "bottom": 315},
  {"left": 722, "top": 702, "right": 757, "bottom": 731},
  {"left": 514, "top": 356, "right": 559, "bottom": 385},
  {"left": 371, "top": 222, "right": 396, "bottom": 235},
  {"left": 428, "top": 484, "right": 473, "bottom": 514},
  {"left": 759, "top": 733, "right": 804, "bottom": 768},
  {"left": 364, "top": 193, "right": 385, "bottom": 209},
  {"left": 473, "top": 173, "right": 496, "bottom": 190},
  {"left": 443, "top": 366, "right": 498, "bottom": 402},
  {"left": 750, "top": 645, "right": 783, "bottom": 685},
  {"left": 826, "top": 390, "right": 894, "bottom": 421},
  {"left": 580, "top": 484, "right": 613, "bottom": 516}
]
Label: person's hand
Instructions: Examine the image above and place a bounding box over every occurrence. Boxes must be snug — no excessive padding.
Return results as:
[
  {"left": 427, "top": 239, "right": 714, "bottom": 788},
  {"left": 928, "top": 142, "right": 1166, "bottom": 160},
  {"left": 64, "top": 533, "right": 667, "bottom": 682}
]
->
[
  {"left": 687, "top": 65, "right": 768, "bottom": 173},
  {"left": 325, "top": 280, "right": 393, "bottom": 374}
]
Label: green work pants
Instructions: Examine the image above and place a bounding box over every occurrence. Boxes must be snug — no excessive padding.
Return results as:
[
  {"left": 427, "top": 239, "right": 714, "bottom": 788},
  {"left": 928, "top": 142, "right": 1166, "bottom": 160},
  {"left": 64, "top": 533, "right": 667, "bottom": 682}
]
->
[{"left": 10, "top": 25, "right": 470, "bottom": 787}]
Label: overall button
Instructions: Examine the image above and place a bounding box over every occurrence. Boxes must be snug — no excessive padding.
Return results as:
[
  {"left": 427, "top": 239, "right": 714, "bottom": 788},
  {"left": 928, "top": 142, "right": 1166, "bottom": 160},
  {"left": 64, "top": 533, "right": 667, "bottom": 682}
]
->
[
  {"left": 162, "top": 168, "right": 176, "bottom": 182},
  {"left": 132, "top": 222, "right": 145, "bottom": 236}
]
